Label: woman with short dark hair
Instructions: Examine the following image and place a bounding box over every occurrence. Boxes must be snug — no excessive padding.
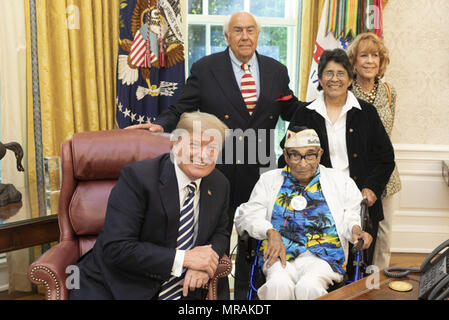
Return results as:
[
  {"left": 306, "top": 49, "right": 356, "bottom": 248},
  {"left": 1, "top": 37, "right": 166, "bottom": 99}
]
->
[{"left": 317, "top": 48, "right": 354, "bottom": 91}]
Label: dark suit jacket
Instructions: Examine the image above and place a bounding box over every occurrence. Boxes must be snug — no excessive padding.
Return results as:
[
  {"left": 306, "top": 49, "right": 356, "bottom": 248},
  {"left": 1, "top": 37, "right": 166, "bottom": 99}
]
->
[
  {"left": 154, "top": 47, "right": 298, "bottom": 208},
  {"left": 70, "top": 153, "right": 230, "bottom": 300},
  {"left": 280, "top": 99, "right": 395, "bottom": 222}
]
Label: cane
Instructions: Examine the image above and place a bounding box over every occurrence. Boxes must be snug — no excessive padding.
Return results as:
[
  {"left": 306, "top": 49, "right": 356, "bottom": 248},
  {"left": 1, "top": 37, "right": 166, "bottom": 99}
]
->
[{"left": 351, "top": 199, "right": 369, "bottom": 282}]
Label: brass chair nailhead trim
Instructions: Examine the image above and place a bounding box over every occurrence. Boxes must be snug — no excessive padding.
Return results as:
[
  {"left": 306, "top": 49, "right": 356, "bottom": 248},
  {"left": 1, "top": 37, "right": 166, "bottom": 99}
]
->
[
  {"left": 29, "top": 266, "right": 61, "bottom": 300},
  {"left": 206, "top": 260, "right": 232, "bottom": 300}
]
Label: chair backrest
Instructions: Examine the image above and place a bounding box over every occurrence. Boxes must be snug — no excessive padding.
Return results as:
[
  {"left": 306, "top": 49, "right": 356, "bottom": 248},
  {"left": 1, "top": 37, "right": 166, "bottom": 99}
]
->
[{"left": 57, "top": 129, "right": 172, "bottom": 257}]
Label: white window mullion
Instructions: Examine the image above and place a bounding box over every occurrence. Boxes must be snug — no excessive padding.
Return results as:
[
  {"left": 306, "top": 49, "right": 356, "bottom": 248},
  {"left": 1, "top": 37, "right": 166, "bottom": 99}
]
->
[
  {"left": 205, "top": 23, "right": 211, "bottom": 56},
  {"left": 203, "top": 0, "right": 208, "bottom": 15},
  {"left": 188, "top": 14, "right": 227, "bottom": 25},
  {"left": 285, "top": 0, "right": 298, "bottom": 20},
  {"left": 244, "top": 0, "right": 250, "bottom": 12},
  {"left": 257, "top": 17, "right": 296, "bottom": 27}
]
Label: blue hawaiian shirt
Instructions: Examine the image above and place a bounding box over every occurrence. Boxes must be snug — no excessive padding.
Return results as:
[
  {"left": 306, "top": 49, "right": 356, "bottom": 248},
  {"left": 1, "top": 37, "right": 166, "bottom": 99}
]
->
[{"left": 260, "top": 166, "right": 346, "bottom": 274}]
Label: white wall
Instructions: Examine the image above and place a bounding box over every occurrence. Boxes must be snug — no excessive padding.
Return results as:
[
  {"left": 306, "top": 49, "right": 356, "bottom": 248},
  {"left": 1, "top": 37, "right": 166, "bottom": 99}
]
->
[{"left": 384, "top": 0, "right": 449, "bottom": 253}]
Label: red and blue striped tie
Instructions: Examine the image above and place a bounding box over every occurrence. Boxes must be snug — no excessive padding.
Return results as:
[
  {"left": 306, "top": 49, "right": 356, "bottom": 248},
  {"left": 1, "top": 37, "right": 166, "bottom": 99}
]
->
[
  {"left": 241, "top": 63, "right": 257, "bottom": 115},
  {"left": 158, "top": 182, "right": 197, "bottom": 300}
]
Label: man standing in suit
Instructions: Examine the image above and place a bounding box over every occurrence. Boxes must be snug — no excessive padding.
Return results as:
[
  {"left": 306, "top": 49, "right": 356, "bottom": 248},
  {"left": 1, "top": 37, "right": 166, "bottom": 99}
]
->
[
  {"left": 70, "top": 112, "right": 230, "bottom": 300},
  {"left": 128, "top": 11, "right": 300, "bottom": 298}
]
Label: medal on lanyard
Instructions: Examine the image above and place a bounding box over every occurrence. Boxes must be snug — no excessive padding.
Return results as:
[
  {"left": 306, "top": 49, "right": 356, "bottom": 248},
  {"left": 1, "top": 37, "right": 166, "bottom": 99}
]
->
[{"left": 291, "top": 195, "right": 307, "bottom": 211}]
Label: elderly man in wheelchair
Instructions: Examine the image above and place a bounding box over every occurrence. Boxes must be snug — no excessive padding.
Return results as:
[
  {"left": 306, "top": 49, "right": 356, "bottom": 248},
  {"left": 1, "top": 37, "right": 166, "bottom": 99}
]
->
[{"left": 234, "top": 127, "right": 373, "bottom": 300}]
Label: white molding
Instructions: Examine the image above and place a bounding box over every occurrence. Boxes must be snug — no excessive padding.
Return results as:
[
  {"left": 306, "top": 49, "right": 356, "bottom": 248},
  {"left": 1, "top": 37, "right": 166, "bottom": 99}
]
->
[
  {"left": 395, "top": 209, "right": 449, "bottom": 218},
  {"left": 394, "top": 143, "right": 449, "bottom": 153},
  {"left": 394, "top": 144, "right": 449, "bottom": 161},
  {"left": 390, "top": 248, "right": 434, "bottom": 254},
  {"left": 391, "top": 144, "right": 449, "bottom": 254},
  {"left": 393, "top": 225, "right": 449, "bottom": 234}
]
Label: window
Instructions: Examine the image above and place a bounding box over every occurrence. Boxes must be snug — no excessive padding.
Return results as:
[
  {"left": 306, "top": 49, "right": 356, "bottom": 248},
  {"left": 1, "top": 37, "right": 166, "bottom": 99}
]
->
[
  {"left": 187, "top": 0, "right": 299, "bottom": 75},
  {"left": 186, "top": 0, "right": 300, "bottom": 157}
]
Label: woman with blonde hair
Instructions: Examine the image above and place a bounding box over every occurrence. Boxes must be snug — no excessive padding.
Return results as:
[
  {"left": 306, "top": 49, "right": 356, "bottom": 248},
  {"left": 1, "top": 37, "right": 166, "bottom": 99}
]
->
[{"left": 347, "top": 32, "right": 401, "bottom": 270}]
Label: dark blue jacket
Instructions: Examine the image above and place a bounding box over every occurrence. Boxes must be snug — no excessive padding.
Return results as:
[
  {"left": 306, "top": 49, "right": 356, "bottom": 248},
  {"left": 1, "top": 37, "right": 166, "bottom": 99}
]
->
[
  {"left": 154, "top": 48, "right": 299, "bottom": 209},
  {"left": 70, "top": 153, "right": 230, "bottom": 300}
]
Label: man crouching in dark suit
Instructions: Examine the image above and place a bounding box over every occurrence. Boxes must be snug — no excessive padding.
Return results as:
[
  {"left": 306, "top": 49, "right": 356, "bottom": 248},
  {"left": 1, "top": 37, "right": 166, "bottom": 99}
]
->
[{"left": 69, "top": 112, "right": 230, "bottom": 300}]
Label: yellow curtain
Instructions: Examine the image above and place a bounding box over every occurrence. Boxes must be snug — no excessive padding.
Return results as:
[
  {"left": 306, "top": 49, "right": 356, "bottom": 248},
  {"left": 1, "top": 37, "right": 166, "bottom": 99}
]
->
[
  {"left": 298, "top": 0, "right": 325, "bottom": 101},
  {"left": 36, "top": 0, "right": 120, "bottom": 156},
  {"left": 25, "top": 0, "right": 119, "bottom": 219},
  {"left": 36, "top": 0, "right": 119, "bottom": 159}
]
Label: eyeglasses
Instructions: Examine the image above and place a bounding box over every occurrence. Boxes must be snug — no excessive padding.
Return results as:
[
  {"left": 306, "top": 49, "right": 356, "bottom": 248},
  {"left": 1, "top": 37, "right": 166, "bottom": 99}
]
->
[
  {"left": 286, "top": 151, "right": 319, "bottom": 163},
  {"left": 322, "top": 70, "right": 347, "bottom": 80}
]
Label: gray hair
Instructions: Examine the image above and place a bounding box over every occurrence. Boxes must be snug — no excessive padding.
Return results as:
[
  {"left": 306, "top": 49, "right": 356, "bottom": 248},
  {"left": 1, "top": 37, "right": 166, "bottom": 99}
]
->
[
  {"left": 223, "top": 11, "right": 262, "bottom": 37},
  {"left": 175, "top": 111, "right": 229, "bottom": 145}
]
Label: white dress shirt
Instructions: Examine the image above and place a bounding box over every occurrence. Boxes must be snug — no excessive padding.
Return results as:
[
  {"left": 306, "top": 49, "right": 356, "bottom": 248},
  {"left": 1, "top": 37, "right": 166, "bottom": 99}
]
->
[
  {"left": 170, "top": 162, "right": 202, "bottom": 277},
  {"left": 306, "top": 91, "right": 362, "bottom": 176}
]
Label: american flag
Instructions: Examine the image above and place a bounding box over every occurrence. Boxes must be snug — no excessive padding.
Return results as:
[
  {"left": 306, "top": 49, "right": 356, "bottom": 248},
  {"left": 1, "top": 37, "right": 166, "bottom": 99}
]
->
[{"left": 130, "top": 31, "right": 157, "bottom": 68}]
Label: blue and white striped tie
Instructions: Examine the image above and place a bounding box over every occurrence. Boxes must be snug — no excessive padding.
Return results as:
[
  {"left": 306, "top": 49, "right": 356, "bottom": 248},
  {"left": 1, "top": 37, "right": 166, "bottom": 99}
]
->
[{"left": 158, "top": 182, "right": 197, "bottom": 300}]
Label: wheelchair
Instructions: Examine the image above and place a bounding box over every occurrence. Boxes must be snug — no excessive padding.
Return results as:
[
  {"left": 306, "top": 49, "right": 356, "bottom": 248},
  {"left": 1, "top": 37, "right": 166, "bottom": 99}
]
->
[{"left": 242, "top": 199, "right": 371, "bottom": 300}]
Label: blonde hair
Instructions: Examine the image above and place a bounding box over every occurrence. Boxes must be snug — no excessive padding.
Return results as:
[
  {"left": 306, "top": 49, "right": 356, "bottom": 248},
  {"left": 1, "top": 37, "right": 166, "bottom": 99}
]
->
[
  {"left": 176, "top": 112, "right": 229, "bottom": 145},
  {"left": 347, "top": 32, "right": 390, "bottom": 78}
]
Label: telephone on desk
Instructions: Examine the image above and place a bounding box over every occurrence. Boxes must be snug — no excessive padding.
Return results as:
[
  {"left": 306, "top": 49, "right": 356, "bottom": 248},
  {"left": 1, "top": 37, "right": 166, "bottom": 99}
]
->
[{"left": 384, "top": 239, "right": 449, "bottom": 300}]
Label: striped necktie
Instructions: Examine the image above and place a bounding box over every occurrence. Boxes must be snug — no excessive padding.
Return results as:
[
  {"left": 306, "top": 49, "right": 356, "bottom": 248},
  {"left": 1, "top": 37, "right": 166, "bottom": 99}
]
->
[
  {"left": 241, "top": 63, "right": 257, "bottom": 115},
  {"left": 158, "top": 182, "right": 197, "bottom": 300}
]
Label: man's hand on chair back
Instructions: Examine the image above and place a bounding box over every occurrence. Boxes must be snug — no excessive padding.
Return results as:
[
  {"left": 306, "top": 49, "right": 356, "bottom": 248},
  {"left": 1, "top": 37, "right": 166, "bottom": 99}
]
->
[{"left": 124, "top": 123, "right": 164, "bottom": 133}]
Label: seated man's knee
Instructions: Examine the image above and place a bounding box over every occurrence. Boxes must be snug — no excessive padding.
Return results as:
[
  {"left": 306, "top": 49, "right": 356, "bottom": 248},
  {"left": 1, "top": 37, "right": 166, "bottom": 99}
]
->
[
  {"left": 295, "top": 275, "right": 328, "bottom": 300},
  {"left": 259, "top": 261, "right": 295, "bottom": 300},
  {"left": 259, "top": 273, "right": 295, "bottom": 300}
]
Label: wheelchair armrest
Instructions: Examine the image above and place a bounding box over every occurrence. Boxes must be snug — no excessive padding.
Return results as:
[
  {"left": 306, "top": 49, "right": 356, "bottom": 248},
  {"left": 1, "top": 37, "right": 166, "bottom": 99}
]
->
[
  {"left": 238, "top": 231, "right": 260, "bottom": 262},
  {"left": 28, "top": 240, "right": 80, "bottom": 300},
  {"left": 206, "top": 255, "right": 232, "bottom": 300},
  {"left": 239, "top": 231, "right": 250, "bottom": 244}
]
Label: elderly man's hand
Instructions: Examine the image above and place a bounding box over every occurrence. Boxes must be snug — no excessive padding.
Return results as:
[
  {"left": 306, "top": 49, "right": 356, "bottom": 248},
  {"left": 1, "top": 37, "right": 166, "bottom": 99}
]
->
[
  {"left": 264, "top": 229, "right": 287, "bottom": 268},
  {"left": 124, "top": 123, "right": 164, "bottom": 133},
  {"left": 361, "top": 188, "right": 377, "bottom": 207},
  {"left": 352, "top": 226, "right": 373, "bottom": 250}
]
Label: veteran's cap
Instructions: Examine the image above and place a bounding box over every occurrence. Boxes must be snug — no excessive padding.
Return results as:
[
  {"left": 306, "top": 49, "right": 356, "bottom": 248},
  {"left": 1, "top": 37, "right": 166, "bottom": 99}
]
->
[{"left": 285, "top": 127, "right": 321, "bottom": 148}]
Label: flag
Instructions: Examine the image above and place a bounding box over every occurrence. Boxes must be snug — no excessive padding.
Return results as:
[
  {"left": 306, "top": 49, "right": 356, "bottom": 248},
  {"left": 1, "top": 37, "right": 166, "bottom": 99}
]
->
[
  {"left": 306, "top": 0, "right": 384, "bottom": 101},
  {"left": 116, "top": 0, "right": 185, "bottom": 128}
]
